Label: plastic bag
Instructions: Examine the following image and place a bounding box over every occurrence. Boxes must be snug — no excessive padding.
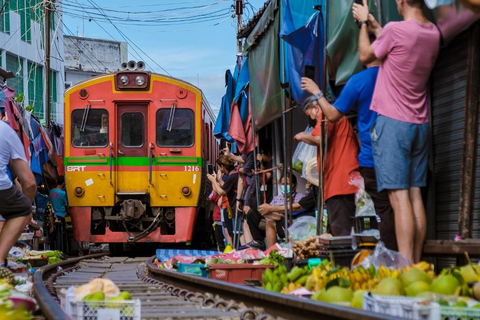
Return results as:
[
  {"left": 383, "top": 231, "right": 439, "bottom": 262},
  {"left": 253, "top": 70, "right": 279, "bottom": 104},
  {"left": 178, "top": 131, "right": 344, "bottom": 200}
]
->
[
  {"left": 359, "top": 241, "right": 410, "bottom": 270},
  {"left": 349, "top": 171, "right": 376, "bottom": 217},
  {"left": 302, "top": 157, "right": 319, "bottom": 186},
  {"left": 288, "top": 216, "right": 317, "bottom": 242},
  {"left": 292, "top": 127, "right": 316, "bottom": 173}
]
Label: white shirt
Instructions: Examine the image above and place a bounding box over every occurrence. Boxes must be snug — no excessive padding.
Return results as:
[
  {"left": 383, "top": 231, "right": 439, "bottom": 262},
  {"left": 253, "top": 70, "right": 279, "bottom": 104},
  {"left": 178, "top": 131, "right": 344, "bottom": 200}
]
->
[{"left": 0, "top": 121, "right": 28, "bottom": 190}]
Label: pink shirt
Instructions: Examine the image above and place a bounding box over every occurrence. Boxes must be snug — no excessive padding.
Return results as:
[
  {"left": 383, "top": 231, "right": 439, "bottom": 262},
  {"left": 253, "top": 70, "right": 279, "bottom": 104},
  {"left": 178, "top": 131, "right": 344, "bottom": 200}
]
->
[{"left": 371, "top": 20, "right": 440, "bottom": 124}]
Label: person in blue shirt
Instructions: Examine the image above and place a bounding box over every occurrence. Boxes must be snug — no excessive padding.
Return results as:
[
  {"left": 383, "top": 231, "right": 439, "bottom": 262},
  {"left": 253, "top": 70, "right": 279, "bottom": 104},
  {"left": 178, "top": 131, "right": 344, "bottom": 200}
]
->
[
  {"left": 49, "top": 176, "right": 68, "bottom": 219},
  {"left": 300, "top": 35, "right": 397, "bottom": 251},
  {"left": 49, "top": 176, "right": 68, "bottom": 251}
]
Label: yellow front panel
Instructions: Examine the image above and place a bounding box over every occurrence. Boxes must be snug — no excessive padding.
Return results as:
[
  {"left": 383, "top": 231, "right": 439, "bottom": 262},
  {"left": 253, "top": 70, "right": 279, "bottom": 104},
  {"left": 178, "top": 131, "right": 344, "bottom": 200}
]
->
[
  {"left": 149, "top": 171, "right": 201, "bottom": 207},
  {"left": 66, "top": 171, "right": 115, "bottom": 206}
]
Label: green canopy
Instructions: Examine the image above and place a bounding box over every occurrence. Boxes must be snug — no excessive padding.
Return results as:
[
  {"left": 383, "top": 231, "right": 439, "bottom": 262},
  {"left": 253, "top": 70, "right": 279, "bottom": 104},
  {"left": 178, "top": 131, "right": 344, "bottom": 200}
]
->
[
  {"left": 326, "top": 0, "right": 402, "bottom": 85},
  {"left": 246, "top": 0, "right": 283, "bottom": 130}
]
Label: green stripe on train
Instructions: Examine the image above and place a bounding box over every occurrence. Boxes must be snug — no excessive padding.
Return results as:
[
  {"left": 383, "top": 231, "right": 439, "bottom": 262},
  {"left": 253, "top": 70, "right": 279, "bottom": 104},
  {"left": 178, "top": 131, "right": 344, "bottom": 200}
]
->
[{"left": 65, "top": 157, "right": 203, "bottom": 166}]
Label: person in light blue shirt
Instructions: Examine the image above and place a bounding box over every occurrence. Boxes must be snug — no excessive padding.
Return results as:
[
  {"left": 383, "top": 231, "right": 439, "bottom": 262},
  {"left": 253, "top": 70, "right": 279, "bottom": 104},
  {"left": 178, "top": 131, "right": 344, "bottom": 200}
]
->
[
  {"left": 49, "top": 176, "right": 68, "bottom": 251},
  {"left": 49, "top": 176, "right": 68, "bottom": 219}
]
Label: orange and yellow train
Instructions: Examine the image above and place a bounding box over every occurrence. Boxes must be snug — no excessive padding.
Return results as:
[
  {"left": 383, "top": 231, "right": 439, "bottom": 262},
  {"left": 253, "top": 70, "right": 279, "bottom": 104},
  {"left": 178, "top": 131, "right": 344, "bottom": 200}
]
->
[{"left": 64, "top": 63, "right": 218, "bottom": 248}]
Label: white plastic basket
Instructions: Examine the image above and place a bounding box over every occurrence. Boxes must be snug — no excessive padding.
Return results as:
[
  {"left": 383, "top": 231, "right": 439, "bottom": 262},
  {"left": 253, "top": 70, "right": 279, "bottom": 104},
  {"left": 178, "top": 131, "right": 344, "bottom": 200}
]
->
[
  {"left": 363, "top": 293, "right": 440, "bottom": 320},
  {"left": 61, "top": 292, "right": 141, "bottom": 320},
  {"left": 439, "top": 305, "right": 480, "bottom": 320}
]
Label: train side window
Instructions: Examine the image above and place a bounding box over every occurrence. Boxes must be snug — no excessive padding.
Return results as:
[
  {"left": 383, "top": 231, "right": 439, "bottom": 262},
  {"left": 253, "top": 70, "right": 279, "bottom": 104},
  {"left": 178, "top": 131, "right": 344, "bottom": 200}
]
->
[
  {"left": 156, "top": 109, "right": 194, "bottom": 147},
  {"left": 121, "top": 112, "right": 144, "bottom": 147},
  {"left": 71, "top": 109, "right": 108, "bottom": 147}
]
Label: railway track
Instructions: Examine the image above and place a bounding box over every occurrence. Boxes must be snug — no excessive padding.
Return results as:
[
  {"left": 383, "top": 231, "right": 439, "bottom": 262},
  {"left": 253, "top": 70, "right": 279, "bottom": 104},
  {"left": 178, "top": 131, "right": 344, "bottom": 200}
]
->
[{"left": 33, "top": 253, "right": 402, "bottom": 320}]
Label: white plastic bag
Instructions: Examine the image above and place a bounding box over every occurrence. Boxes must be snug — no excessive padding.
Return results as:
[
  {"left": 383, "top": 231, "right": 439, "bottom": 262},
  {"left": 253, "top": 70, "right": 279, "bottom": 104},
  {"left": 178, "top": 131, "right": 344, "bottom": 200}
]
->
[
  {"left": 288, "top": 216, "right": 317, "bottom": 242},
  {"left": 359, "top": 241, "right": 410, "bottom": 269},
  {"left": 292, "top": 127, "right": 316, "bottom": 173},
  {"left": 349, "top": 172, "right": 376, "bottom": 217}
]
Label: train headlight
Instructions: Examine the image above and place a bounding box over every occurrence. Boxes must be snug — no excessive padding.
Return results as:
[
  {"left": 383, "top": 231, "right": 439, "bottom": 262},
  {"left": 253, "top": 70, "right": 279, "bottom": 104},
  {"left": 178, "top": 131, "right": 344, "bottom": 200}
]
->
[
  {"left": 181, "top": 186, "right": 191, "bottom": 197},
  {"left": 74, "top": 187, "right": 85, "bottom": 197},
  {"left": 135, "top": 75, "right": 145, "bottom": 86},
  {"left": 120, "top": 75, "right": 129, "bottom": 85}
]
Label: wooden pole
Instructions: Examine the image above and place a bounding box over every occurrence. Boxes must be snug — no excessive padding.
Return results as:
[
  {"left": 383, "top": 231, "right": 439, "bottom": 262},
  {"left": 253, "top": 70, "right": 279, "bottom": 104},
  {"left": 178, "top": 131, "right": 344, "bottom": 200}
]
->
[{"left": 44, "top": 0, "right": 52, "bottom": 128}]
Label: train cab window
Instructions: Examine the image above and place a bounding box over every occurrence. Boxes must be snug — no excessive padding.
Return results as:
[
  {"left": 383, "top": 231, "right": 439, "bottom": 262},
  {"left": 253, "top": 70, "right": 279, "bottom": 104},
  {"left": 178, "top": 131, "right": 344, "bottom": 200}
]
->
[
  {"left": 121, "top": 113, "right": 144, "bottom": 147},
  {"left": 156, "top": 109, "right": 194, "bottom": 147},
  {"left": 71, "top": 109, "right": 109, "bottom": 147}
]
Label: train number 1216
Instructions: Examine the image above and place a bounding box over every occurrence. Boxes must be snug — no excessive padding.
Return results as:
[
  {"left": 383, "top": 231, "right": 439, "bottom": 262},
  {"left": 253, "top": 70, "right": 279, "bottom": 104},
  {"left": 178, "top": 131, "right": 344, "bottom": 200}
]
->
[{"left": 184, "top": 166, "right": 200, "bottom": 172}]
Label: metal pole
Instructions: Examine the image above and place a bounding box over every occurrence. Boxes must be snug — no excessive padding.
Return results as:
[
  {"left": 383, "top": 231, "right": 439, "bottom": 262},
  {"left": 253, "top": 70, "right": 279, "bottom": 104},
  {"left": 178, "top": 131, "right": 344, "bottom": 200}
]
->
[
  {"left": 316, "top": 2, "right": 328, "bottom": 235},
  {"left": 282, "top": 96, "right": 289, "bottom": 242},
  {"left": 236, "top": 0, "right": 243, "bottom": 53},
  {"left": 44, "top": 1, "right": 52, "bottom": 128},
  {"left": 287, "top": 84, "right": 294, "bottom": 236}
]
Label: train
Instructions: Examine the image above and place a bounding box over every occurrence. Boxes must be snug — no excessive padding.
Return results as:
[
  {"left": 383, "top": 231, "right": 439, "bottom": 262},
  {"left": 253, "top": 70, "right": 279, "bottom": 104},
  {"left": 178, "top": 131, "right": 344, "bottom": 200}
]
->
[{"left": 63, "top": 61, "right": 218, "bottom": 250}]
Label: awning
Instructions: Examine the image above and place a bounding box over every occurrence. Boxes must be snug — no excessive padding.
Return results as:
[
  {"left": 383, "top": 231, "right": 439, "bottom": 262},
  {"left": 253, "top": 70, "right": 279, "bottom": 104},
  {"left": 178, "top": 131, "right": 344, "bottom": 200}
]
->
[
  {"left": 326, "top": 0, "right": 401, "bottom": 85},
  {"left": 281, "top": 1, "right": 324, "bottom": 105},
  {"left": 246, "top": 0, "right": 283, "bottom": 130}
]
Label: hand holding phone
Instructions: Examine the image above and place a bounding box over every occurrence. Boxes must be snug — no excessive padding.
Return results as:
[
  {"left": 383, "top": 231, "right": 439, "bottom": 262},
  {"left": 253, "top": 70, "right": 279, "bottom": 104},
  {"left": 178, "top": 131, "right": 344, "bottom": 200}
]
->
[
  {"left": 304, "top": 65, "right": 316, "bottom": 81},
  {"left": 207, "top": 164, "right": 215, "bottom": 175}
]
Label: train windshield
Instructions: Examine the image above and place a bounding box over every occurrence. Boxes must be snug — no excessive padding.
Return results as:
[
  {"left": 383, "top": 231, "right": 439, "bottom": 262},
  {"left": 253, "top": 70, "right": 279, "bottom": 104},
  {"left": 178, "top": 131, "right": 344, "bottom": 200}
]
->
[
  {"left": 71, "top": 109, "right": 109, "bottom": 147},
  {"left": 156, "top": 109, "right": 194, "bottom": 147}
]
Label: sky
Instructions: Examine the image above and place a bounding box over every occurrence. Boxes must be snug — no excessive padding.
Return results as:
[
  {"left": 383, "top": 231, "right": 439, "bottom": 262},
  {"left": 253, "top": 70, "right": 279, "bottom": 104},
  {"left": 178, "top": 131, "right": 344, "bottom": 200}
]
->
[{"left": 62, "top": 0, "right": 268, "bottom": 115}]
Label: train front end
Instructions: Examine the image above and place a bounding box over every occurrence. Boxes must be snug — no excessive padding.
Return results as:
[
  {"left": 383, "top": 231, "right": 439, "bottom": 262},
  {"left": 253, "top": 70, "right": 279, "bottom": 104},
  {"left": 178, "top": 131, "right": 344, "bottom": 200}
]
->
[{"left": 64, "top": 68, "right": 205, "bottom": 244}]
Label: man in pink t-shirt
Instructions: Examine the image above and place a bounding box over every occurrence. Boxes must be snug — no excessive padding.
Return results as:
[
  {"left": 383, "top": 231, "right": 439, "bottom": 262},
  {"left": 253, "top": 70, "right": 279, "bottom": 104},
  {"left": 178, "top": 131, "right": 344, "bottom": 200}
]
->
[{"left": 353, "top": 0, "right": 440, "bottom": 263}]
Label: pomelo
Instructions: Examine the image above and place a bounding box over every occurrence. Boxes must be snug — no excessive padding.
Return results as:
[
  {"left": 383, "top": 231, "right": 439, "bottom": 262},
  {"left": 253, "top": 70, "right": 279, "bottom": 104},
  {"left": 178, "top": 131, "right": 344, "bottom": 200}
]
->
[
  {"left": 374, "top": 277, "right": 405, "bottom": 296},
  {"left": 405, "top": 281, "right": 431, "bottom": 297},
  {"left": 430, "top": 275, "right": 461, "bottom": 295},
  {"left": 400, "top": 269, "right": 432, "bottom": 287}
]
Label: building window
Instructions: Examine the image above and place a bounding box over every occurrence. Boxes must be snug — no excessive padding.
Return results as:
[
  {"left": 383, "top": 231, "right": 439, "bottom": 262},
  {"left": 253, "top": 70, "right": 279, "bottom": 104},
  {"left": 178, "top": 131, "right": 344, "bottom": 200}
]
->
[
  {"left": 28, "top": 62, "right": 43, "bottom": 120},
  {"left": 156, "top": 109, "right": 194, "bottom": 147},
  {"left": 13, "top": 0, "right": 31, "bottom": 43},
  {"left": 49, "top": 71, "right": 57, "bottom": 119},
  {"left": 6, "top": 53, "right": 24, "bottom": 96},
  {"left": 0, "top": 0, "right": 10, "bottom": 34}
]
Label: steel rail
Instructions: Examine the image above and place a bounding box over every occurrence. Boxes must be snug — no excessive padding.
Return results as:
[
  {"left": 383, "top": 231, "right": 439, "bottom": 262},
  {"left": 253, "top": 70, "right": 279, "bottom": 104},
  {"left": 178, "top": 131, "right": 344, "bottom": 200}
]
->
[{"left": 145, "top": 257, "right": 403, "bottom": 320}]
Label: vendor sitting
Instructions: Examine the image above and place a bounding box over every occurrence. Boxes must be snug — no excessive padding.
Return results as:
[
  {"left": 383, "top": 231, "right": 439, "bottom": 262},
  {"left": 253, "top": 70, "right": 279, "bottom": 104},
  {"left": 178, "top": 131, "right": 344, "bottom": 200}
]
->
[{"left": 259, "top": 175, "right": 316, "bottom": 249}]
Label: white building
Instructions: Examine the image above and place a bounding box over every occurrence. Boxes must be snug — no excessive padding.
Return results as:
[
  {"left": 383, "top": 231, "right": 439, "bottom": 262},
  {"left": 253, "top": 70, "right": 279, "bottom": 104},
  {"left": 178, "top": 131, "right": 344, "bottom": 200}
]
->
[
  {"left": 64, "top": 35, "right": 128, "bottom": 88},
  {"left": 0, "top": 0, "right": 64, "bottom": 124}
]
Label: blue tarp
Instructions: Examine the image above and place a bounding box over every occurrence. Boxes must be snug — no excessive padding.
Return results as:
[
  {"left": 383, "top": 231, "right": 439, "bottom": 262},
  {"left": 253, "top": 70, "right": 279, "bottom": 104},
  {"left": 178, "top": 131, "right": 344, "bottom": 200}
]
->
[
  {"left": 155, "top": 249, "right": 220, "bottom": 262},
  {"left": 214, "top": 56, "right": 250, "bottom": 145},
  {"left": 280, "top": 0, "right": 325, "bottom": 106}
]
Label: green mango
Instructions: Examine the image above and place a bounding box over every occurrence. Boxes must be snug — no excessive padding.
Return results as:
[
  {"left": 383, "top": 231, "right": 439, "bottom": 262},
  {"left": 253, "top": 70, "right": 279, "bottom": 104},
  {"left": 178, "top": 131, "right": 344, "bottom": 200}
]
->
[
  {"left": 118, "top": 291, "right": 132, "bottom": 300},
  {"left": 83, "top": 290, "right": 105, "bottom": 301}
]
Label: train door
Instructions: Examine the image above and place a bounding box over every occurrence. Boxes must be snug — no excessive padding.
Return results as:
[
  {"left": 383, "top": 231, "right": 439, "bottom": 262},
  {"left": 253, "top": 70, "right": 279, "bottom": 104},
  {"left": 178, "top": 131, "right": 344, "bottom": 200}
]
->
[{"left": 116, "top": 105, "right": 149, "bottom": 193}]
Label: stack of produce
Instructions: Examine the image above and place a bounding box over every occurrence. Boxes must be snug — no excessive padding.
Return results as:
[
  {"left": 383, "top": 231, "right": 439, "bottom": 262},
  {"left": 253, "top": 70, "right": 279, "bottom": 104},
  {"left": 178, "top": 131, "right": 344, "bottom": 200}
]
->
[
  {"left": 292, "top": 236, "right": 322, "bottom": 259},
  {"left": 261, "top": 258, "right": 480, "bottom": 312},
  {"left": 0, "top": 280, "right": 35, "bottom": 319},
  {"left": 262, "top": 265, "right": 312, "bottom": 294}
]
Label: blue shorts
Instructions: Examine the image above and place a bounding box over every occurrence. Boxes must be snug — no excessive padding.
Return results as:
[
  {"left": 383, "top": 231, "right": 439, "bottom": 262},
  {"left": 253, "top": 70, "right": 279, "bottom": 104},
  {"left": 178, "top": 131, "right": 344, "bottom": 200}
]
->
[{"left": 371, "top": 115, "right": 428, "bottom": 192}]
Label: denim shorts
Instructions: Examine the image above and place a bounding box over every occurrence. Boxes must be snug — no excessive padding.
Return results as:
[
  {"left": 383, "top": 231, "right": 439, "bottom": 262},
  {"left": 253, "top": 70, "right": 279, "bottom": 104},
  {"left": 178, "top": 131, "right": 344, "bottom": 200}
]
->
[{"left": 370, "top": 115, "right": 429, "bottom": 192}]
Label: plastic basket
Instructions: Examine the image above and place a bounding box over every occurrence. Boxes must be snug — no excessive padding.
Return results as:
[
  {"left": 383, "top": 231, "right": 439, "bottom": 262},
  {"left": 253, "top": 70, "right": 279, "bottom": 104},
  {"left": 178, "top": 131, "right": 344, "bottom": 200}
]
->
[
  {"left": 176, "top": 263, "right": 204, "bottom": 276},
  {"left": 363, "top": 293, "right": 439, "bottom": 320},
  {"left": 439, "top": 304, "right": 480, "bottom": 320},
  {"left": 318, "top": 249, "right": 358, "bottom": 268},
  {"left": 61, "top": 293, "right": 141, "bottom": 320},
  {"left": 208, "top": 264, "right": 273, "bottom": 284}
]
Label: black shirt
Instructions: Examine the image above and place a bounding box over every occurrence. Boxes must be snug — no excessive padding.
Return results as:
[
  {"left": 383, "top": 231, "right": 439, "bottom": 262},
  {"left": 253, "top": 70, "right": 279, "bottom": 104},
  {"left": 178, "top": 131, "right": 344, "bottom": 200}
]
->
[{"left": 221, "top": 171, "right": 238, "bottom": 209}]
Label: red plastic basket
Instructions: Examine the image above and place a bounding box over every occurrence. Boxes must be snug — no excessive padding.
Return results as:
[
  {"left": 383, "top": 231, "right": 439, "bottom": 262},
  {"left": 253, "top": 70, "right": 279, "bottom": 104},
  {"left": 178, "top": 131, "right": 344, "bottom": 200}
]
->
[{"left": 208, "top": 264, "right": 273, "bottom": 284}]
